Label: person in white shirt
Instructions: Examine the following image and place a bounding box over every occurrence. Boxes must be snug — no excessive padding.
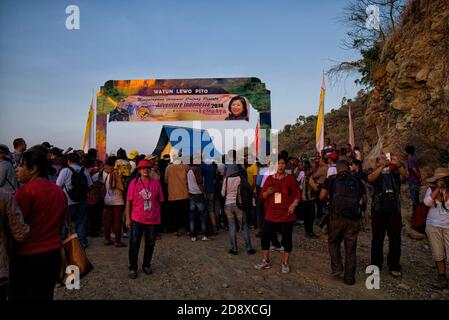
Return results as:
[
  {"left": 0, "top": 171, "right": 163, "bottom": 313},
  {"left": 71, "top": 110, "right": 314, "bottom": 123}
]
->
[
  {"left": 326, "top": 154, "right": 338, "bottom": 178},
  {"left": 56, "top": 152, "right": 93, "bottom": 248},
  {"left": 424, "top": 168, "right": 449, "bottom": 289},
  {"left": 221, "top": 164, "right": 256, "bottom": 255},
  {"left": 92, "top": 156, "right": 126, "bottom": 247},
  {"left": 187, "top": 165, "right": 210, "bottom": 241}
]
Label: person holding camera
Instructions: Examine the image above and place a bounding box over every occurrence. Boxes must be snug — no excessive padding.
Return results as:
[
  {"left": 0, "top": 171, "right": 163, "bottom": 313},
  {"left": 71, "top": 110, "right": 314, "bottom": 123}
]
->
[
  {"left": 423, "top": 168, "right": 449, "bottom": 289},
  {"left": 368, "top": 153, "right": 407, "bottom": 277}
]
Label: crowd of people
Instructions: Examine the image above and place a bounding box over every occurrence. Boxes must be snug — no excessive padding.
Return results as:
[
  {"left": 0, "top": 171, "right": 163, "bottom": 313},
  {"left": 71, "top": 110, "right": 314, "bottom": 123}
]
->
[{"left": 0, "top": 137, "right": 448, "bottom": 300}]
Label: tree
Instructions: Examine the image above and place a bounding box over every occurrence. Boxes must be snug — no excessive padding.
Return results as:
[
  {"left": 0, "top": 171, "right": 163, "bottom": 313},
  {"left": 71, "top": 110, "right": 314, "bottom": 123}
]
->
[{"left": 327, "top": 0, "right": 406, "bottom": 87}]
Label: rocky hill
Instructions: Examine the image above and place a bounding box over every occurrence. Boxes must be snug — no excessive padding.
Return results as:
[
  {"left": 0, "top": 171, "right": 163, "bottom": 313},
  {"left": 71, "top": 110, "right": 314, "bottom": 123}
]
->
[
  {"left": 280, "top": 0, "right": 449, "bottom": 177},
  {"left": 364, "top": 0, "right": 449, "bottom": 177}
]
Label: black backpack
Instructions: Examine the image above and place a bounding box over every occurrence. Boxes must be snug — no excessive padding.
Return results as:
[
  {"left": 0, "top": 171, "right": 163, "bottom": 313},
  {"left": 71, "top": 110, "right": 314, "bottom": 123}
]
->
[
  {"left": 373, "top": 174, "right": 399, "bottom": 213},
  {"left": 330, "top": 173, "right": 363, "bottom": 220},
  {"left": 236, "top": 176, "right": 253, "bottom": 211},
  {"left": 65, "top": 167, "right": 88, "bottom": 202}
]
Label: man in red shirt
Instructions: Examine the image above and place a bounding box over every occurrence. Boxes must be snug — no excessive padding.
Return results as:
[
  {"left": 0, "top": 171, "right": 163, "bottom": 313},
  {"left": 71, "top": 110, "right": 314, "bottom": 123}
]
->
[{"left": 255, "top": 156, "right": 301, "bottom": 274}]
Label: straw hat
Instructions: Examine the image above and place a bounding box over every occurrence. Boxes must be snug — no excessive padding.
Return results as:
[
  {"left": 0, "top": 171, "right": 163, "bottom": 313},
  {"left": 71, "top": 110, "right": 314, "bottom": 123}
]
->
[{"left": 426, "top": 167, "right": 449, "bottom": 183}]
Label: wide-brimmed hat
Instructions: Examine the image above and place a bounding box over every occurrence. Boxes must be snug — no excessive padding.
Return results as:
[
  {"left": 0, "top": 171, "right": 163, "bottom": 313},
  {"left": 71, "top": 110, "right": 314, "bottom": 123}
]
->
[
  {"left": 426, "top": 168, "right": 449, "bottom": 183},
  {"left": 137, "top": 159, "right": 153, "bottom": 169}
]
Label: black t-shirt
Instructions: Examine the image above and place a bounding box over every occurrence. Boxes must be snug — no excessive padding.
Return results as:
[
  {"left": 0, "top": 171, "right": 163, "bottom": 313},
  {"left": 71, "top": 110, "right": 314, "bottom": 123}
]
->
[{"left": 371, "top": 171, "right": 401, "bottom": 195}]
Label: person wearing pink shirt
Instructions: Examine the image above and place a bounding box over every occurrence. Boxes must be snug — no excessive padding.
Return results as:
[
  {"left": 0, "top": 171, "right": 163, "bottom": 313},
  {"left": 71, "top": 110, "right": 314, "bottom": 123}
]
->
[{"left": 125, "top": 159, "right": 164, "bottom": 279}]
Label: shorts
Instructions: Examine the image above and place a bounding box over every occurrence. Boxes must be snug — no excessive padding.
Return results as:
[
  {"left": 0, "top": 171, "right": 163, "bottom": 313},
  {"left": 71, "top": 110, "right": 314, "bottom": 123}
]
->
[{"left": 425, "top": 225, "right": 449, "bottom": 262}]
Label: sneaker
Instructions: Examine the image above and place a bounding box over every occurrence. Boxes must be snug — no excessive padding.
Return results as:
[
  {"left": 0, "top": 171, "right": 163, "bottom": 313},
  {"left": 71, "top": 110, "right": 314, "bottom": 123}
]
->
[
  {"left": 281, "top": 263, "right": 291, "bottom": 274},
  {"left": 247, "top": 249, "right": 256, "bottom": 255},
  {"left": 128, "top": 270, "right": 138, "bottom": 279},
  {"left": 142, "top": 267, "right": 152, "bottom": 275},
  {"left": 306, "top": 232, "right": 319, "bottom": 239},
  {"left": 114, "top": 242, "right": 127, "bottom": 248},
  {"left": 391, "top": 271, "right": 402, "bottom": 277},
  {"left": 191, "top": 237, "right": 197, "bottom": 242},
  {"left": 104, "top": 240, "right": 113, "bottom": 246},
  {"left": 254, "top": 260, "right": 271, "bottom": 270},
  {"left": 432, "top": 275, "right": 448, "bottom": 289},
  {"left": 330, "top": 270, "right": 343, "bottom": 277},
  {"left": 228, "top": 249, "right": 238, "bottom": 255},
  {"left": 122, "top": 232, "right": 128, "bottom": 238}
]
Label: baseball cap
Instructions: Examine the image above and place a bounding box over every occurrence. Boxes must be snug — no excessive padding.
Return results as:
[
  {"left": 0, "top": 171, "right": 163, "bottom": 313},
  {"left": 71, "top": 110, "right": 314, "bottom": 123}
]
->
[
  {"left": 42, "top": 142, "right": 53, "bottom": 149},
  {"left": 327, "top": 152, "right": 338, "bottom": 160},
  {"left": 129, "top": 150, "right": 139, "bottom": 160},
  {"left": 137, "top": 159, "right": 153, "bottom": 169}
]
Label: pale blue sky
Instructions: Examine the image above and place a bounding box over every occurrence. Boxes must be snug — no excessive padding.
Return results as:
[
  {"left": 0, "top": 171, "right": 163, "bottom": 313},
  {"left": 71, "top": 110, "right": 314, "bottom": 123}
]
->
[{"left": 0, "top": 0, "right": 362, "bottom": 154}]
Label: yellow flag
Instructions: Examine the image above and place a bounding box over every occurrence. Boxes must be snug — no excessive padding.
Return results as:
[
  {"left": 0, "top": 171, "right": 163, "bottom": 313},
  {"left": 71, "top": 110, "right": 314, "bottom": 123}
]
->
[
  {"left": 315, "top": 75, "right": 325, "bottom": 153},
  {"left": 83, "top": 95, "right": 95, "bottom": 153}
]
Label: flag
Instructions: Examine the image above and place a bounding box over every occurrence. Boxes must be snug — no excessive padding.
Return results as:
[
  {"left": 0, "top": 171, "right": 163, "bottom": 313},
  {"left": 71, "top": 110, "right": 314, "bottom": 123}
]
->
[
  {"left": 83, "top": 95, "right": 95, "bottom": 153},
  {"left": 315, "top": 74, "right": 325, "bottom": 153},
  {"left": 348, "top": 104, "right": 355, "bottom": 148},
  {"left": 255, "top": 117, "right": 260, "bottom": 156}
]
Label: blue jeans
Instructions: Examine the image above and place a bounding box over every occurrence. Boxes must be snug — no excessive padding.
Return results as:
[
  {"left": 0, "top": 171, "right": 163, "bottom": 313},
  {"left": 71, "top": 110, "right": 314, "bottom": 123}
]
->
[
  {"left": 224, "top": 204, "right": 253, "bottom": 252},
  {"left": 61, "top": 202, "right": 88, "bottom": 247},
  {"left": 128, "top": 221, "right": 157, "bottom": 271},
  {"left": 189, "top": 194, "right": 208, "bottom": 237},
  {"left": 408, "top": 183, "right": 420, "bottom": 210}
]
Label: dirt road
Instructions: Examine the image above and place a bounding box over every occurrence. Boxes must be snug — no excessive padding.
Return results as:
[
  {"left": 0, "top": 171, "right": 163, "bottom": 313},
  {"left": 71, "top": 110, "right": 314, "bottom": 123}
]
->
[{"left": 55, "top": 188, "right": 449, "bottom": 300}]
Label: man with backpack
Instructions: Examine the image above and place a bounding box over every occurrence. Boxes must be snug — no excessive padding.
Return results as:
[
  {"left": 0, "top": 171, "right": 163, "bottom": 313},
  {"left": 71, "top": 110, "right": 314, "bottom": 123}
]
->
[
  {"left": 320, "top": 160, "right": 367, "bottom": 285},
  {"left": 221, "top": 164, "right": 256, "bottom": 255},
  {"left": 57, "top": 152, "right": 93, "bottom": 248},
  {"left": 187, "top": 164, "right": 210, "bottom": 241},
  {"left": 368, "top": 154, "right": 407, "bottom": 277}
]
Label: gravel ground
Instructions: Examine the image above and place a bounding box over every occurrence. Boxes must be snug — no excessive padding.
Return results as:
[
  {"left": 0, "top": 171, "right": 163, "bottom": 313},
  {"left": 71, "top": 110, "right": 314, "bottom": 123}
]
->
[{"left": 55, "top": 187, "right": 449, "bottom": 300}]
